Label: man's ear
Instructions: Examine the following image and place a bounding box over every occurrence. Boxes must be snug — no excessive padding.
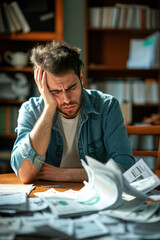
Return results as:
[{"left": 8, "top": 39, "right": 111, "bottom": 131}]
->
[{"left": 80, "top": 70, "right": 84, "bottom": 85}]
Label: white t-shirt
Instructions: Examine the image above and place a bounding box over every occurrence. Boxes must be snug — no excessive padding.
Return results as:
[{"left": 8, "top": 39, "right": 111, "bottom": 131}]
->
[{"left": 59, "top": 113, "right": 82, "bottom": 168}]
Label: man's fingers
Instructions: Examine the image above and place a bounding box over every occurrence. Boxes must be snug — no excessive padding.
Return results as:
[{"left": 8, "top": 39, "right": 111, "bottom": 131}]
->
[
  {"left": 34, "top": 67, "right": 39, "bottom": 84},
  {"left": 34, "top": 67, "right": 44, "bottom": 92},
  {"left": 42, "top": 71, "right": 47, "bottom": 88}
]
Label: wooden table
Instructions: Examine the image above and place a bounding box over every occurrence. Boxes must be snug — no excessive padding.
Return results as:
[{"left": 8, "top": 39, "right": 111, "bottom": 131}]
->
[
  {"left": 0, "top": 170, "right": 160, "bottom": 197},
  {"left": 0, "top": 173, "right": 84, "bottom": 197}
]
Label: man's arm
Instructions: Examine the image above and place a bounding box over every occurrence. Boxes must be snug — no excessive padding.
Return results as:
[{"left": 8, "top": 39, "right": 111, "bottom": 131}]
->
[
  {"left": 18, "top": 106, "right": 55, "bottom": 183},
  {"left": 18, "top": 67, "right": 57, "bottom": 183},
  {"left": 36, "top": 163, "right": 88, "bottom": 182}
]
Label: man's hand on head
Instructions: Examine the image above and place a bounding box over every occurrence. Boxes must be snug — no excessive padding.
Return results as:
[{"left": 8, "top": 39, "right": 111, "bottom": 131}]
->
[{"left": 34, "top": 67, "right": 57, "bottom": 111}]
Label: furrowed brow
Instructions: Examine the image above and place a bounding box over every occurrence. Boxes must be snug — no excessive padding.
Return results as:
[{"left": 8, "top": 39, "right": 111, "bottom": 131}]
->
[
  {"left": 49, "top": 89, "right": 61, "bottom": 93},
  {"left": 66, "top": 83, "right": 77, "bottom": 90}
]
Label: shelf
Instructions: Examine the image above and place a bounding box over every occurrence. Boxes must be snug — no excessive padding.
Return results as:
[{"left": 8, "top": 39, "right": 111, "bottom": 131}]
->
[
  {"left": 0, "top": 0, "right": 64, "bottom": 168},
  {"left": 0, "top": 0, "right": 63, "bottom": 41},
  {"left": 87, "top": 65, "right": 160, "bottom": 71},
  {"left": 133, "top": 104, "right": 159, "bottom": 107},
  {"left": 0, "top": 134, "right": 16, "bottom": 140},
  {"left": 88, "top": 28, "right": 159, "bottom": 34},
  {"left": 0, "top": 99, "right": 26, "bottom": 105},
  {"left": 0, "top": 32, "right": 61, "bottom": 41},
  {"left": 85, "top": 0, "right": 160, "bottom": 124},
  {"left": 87, "top": 66, "right": 160, "bottom": 78},
  {"left": 0, "top": 66, "right": 33, "bottom": 72}
]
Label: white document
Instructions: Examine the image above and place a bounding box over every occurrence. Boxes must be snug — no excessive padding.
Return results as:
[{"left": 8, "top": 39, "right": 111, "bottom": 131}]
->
[
  {"left": 74, "top": 216, "right": 109, "bottom": 239},
  {"left": 0, "top": 218, "right": 21, "bottom": 234},
  {"left": 123, "top": 158, "right": 158, "bottom": 183},
  {"left": 127, "top": 32, "right": 160, "bottom": 69},
  {"left": 0, "top": 184, "right": 35, "bottom": 195},
  {"left": 37, "top": 156, "right": 153, "bottom": 217},
  {"left": 0, "top": 192, "right": 27, "bottom": 206},
  {"left": 27, "top": 197, "right": 49, "bottom": 212},
  {"left": 104, "top": 202, "right": 160, "bottom": 222}
]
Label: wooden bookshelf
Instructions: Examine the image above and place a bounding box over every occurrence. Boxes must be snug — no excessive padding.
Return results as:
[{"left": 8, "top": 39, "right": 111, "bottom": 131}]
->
[
  {"left": 0, "top": 0, "right": 63, "bottom": 151},
  {"left": 85, "top": 0, "right": 160, "bottom": 124}
]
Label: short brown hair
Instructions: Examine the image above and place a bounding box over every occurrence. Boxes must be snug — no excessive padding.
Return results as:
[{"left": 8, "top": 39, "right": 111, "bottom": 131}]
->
[{"left": 30, "top": 40, "right": 83, "bottom": 78}]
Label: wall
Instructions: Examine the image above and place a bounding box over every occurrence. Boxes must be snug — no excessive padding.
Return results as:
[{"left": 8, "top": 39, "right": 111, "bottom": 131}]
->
[{"left": 63, "top": 0, "right": 85, "bottom": 62}]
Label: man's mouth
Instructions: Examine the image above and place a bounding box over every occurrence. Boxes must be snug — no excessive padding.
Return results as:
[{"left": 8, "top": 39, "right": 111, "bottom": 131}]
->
[{"left": 62, "top": 105, "right": 75, "bottom": 111}]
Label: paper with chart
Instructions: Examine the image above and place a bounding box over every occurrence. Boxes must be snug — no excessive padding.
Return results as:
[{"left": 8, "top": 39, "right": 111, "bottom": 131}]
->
[
  {"left": 123, "top": 158, "right": 160, "bottom": 194},
  {"left": 35, "top": 156, "right": 158, "bottom": 217}
]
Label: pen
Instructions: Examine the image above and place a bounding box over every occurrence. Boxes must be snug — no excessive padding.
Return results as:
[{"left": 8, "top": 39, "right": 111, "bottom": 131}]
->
[{"left": 40, "top": 185, "right": 66, "bottom": 188}]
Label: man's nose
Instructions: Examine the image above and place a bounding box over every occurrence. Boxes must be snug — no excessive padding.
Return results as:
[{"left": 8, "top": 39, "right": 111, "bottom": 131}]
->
[{"left": 62, "top": 91, "right": 70, "bottom": 103}]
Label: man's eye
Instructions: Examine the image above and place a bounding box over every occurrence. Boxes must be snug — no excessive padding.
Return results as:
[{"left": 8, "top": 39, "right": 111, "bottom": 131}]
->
[
  {"left": 50, "top": 90, "right": 60, "bottom": 95},
  {"left": 53, "top": 91, "right": 61, "bottom": 95},
  {"left": 69, "top": 85, "right": 77, "bottom": 90}
]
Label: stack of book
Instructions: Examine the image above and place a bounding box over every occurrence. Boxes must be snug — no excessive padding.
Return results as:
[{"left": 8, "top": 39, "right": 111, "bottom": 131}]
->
[
  {"left": 0, "top": 0, "right": 55, "bottom": 35},
  {"left": 0, "top": 1, "right": 31, "bottom": 35},
  {"left": 90, "top": 77, "right": 159, "bottom": 105},
  {"left": 89, "top": 77, "right": 159, "bottom": 124},
  {"left": 89, "top": 4, "right": 159, "bottom": 29}
]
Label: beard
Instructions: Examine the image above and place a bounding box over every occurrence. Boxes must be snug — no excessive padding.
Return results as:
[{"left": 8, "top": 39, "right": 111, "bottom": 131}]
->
[
  {"left": 58, "top": 103, "right": 81, "bottom": 118},
  {"left": 58, "top": 88, "right": 83, "bottom": 118}
]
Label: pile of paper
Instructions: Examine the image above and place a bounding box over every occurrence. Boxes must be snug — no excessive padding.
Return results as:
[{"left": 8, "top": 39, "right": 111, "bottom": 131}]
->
[
  {"left": 35, "top": 157, "right": 160, "bottom": 218},
  {"left": 0, "top": 157, "right": 160, "bottom": 239}
]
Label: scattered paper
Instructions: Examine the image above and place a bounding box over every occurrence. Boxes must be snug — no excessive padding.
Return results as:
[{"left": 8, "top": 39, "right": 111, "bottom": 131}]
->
[
  {"left": 0, "top": 157, "right": 160, "bottom": 239},
  {"left": 0, "top": 184, "right": 35, "bottom": 195}
]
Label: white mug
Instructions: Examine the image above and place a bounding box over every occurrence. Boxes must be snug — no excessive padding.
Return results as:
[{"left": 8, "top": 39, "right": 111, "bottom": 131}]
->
[{"left": 4, "top": 51, "right": 28, "bottom": 68}]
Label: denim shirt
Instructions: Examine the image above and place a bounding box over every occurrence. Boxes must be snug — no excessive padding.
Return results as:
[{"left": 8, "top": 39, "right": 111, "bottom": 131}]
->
[{"left": 11, "top": 88, "right": 135, "bottom": 175}]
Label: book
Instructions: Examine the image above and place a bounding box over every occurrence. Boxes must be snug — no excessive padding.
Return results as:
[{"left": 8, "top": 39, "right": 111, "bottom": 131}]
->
[
  {"left": 89, "top": 7, "right": 102, "bottom": 28},
  {"left": 126, "top": 7, "right": 134, "bottom": 29},
  {"left": 101, "top": 7, "right": 112, "bottom": 28},
  {"left": 145, "top": 78, "right": 159, "bottom": 104},
  {"left": 9, "top": 1, "right": 31, "bottom": 33},
  {"left": 3, "top": 2, "right": 17, "bottom": 33},
  {"left": 1, "top": 2, "right": 11, "bottom": 35},
  {"left": 111, "top": 7, "right": 121, "bottom": 28},
  {"left": 132, "top": 80, "right": 146, "bottom": 104},
  {"left": 105, "top": 79, "right": 124, "bottom": 103},
  {"left": 7, "top": 4, "right": 22, "bottom": 33},
  {"left": 0, "top": 4, "right": 5, "bottom": 33},
  {"left": 120, "top": 102, "right": 132, "bottom": 124},
  {"left": 118, "top": 6, "right": 125, "bottom": 28}
]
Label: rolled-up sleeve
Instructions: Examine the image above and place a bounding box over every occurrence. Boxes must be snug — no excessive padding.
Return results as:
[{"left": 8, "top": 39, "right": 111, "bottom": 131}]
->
[{"left": 11, "top": 98, "right": 45, "bottom": 176}]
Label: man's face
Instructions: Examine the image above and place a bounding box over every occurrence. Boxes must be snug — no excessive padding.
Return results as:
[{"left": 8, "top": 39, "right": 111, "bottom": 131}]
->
[{"left": 46, "top": 70, "right": 83, "bottom": 119}]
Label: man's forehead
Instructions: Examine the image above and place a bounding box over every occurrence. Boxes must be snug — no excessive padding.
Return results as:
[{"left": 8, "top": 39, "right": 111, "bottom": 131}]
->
[{"left": 47, "top": 71, "right": 79, "bottom": 89}]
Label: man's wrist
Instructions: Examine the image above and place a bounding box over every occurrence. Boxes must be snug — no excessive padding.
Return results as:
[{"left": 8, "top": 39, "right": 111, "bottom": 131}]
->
[{"left": 33, "top": 154, "right": 45, "bottom": 171}]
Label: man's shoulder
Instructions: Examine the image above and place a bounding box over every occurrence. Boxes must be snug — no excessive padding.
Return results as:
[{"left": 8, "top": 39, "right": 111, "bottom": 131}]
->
[
  {"left": 84, "top": 88, "right": 116, "bottom": 105},
  {"left": 82, "top": 89, "right": 119, "bottom": 117}
]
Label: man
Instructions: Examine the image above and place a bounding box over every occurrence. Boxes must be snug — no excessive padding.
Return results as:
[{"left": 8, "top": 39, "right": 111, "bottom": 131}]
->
[{"left": 11, "top": 40, "right": 135, "bottom": 184}]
